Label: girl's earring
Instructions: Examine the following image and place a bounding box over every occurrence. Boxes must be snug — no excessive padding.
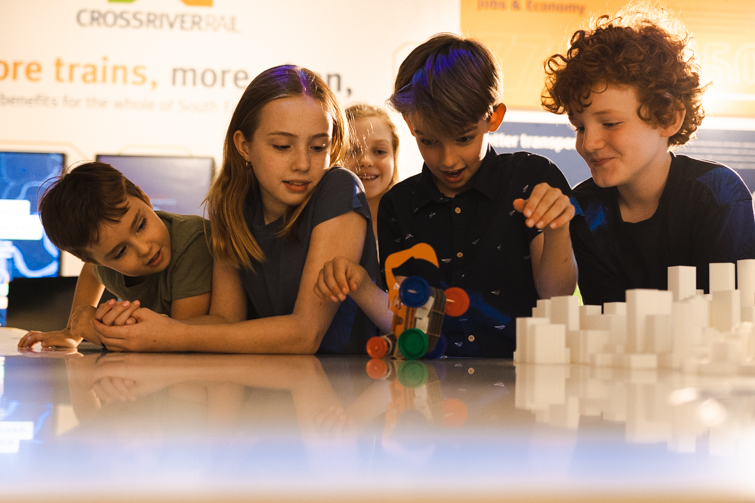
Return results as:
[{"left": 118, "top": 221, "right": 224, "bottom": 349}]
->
[{"left": 245, "top": 160, "right": 251, "bottom": 168}]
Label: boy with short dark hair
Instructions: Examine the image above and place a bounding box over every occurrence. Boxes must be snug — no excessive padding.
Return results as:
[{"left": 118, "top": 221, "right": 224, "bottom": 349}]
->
[
  {"left": 18, "top": 162, "right": 213, "bottom": 350},
  {"left": 541, "top": 5, "right": 755, "bottom": 306},
  {"left": 315, "top": 33, "right": 578, "bottom": 358}
]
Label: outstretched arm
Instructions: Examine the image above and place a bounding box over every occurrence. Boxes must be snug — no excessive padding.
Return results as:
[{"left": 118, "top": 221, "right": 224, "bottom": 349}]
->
[
  {"left": 18, "top": 263, "right": 105, "bottom": 349},
  {"left": 514, "top": 182, "right": 577, "bottom": 299},
  {"left": 93, "top": 210, "right": 368, "bottom": 353},
  {"left": 314, "top": 256, "right": 392, "bottom": 333}
]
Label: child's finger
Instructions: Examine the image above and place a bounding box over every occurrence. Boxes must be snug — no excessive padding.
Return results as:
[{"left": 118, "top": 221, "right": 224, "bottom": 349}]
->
[
  {"left": 546, "top": 203, "right": 576, "bottom": 229},
  {"left": 524, "top": 186, "right": 565, "bottom": 228},
  {"left": 512, "top": 198, "right": 526, "bottom": 213},
  {"left": 100, "top": 301, "right": 135, "bottom": 326},
  {"left": 323, "top": 261, "right": 348, "bottom": 301},
  {"left": 94, "top": 298, "right": 118, "bottom": 321},
  {"left": 18, "top": 331, "right": 42, "bottom": 348},
  {"left": 315, "top": 263, "right": 342, "bottom": 302},
  {"left": 536, "top": 199, "right": 573, "bottom": 229},
  {"left": 332, "top": 258, "right": 355, "bottom": 295},
  {"left": 112, "top": 301, "right": 140, "bottom": 326},
  {"left": 520, "top": 183, "right": 551, "bottom": 219}
]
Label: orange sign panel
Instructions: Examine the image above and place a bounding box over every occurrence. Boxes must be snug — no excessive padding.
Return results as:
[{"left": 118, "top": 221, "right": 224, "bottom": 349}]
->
[{"left": 461, "top": 0, "right": 755, "bottom": 117}]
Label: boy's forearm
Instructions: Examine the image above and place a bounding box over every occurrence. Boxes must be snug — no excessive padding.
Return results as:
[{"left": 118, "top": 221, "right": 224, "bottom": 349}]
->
[
  {"left": 536, "top": 225, "right": 577, "bottom": 299},
  {"left": 63, "top": 264, "right": 107, "bottom": 346}
]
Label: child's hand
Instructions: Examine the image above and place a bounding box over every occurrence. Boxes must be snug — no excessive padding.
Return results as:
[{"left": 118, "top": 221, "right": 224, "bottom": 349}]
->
[
  {"left": 17, "top": 329, "right": 81, "bottom": 350},
  {"left": 513, "top": 183, "right": 575, "bottom": 231},
  {"left": 92, "top": 308, "right": 174, "bottom": 352},
  {"left": 68, "top": 305, "right": 102, "bottom": 346},
  {"left": 314, "top": 256, "right": 368, "bottom": 302},
  {"left": 94, "top": 299, "right": 141, "bottom": 327}
]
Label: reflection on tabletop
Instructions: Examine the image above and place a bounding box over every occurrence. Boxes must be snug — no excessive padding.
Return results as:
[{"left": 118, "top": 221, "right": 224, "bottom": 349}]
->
[{"left": 1, "top": 327, "right": 755, "bottom": 500}]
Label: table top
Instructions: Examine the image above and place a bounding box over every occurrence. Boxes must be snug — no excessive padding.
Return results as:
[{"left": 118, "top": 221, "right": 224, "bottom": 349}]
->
[{"left": 1, "top": 327, "right": 754, "bottom": 502}]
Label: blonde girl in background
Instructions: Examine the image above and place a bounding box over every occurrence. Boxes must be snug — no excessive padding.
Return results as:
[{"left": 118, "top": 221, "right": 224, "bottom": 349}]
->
[
  {"left": 344, "top": 104, "right": 400, "bottom": 240},
  {"left": 93, "top": 65, "right": 379, "bottom": 354}
]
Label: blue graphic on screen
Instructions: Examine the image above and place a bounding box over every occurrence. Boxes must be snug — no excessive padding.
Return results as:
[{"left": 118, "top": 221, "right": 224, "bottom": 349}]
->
[
  {"left": 0, "top": 152, "right": 64, "bottom": 281},
  {"left": 96, "top": 155, "right": 214, "bottom": 217}
]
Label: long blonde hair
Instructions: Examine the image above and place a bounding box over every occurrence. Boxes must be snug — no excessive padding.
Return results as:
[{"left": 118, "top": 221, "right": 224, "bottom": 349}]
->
[{"left": 206, "top": 65, "right": 347, "bottom": 270}]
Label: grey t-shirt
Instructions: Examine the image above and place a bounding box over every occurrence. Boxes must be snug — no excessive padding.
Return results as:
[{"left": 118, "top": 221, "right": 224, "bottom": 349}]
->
[
  {"left": 93, "top": 212, "right": 213, "bottom": 315},
  {"left": 239, "top": 167, "right": 379, "bottom": 354}
]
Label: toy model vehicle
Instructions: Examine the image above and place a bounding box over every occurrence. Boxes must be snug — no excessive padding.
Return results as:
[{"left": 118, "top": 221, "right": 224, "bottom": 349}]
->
[{"left": 367, "top": 243, "right": 469, "bottom": 360}]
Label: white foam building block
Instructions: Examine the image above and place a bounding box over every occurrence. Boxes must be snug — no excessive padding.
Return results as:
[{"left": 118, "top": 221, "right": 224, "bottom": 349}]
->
[
  {"left": 516, "top": 263, "right": 755, "bottom": 376},
  {"left": 551, "top": 295, "right": 580, "bottom": 332},
  {"left": 527, "top": 324, "right": 569, "bottom": 364},
  {"left": 514, "top": 364, "right": 568, "bottom": 411},
  {"left": 711, "top": 290, "right": 741, "bottom": 333},
  {"left": 687, "top": 295, "right": 710, "bottom": 329},
  {"left": 668, "top": 265, "right": 696, "bottom": 301},
  {"left": 730, "top": 322, "right": 753, "bottom": 358},
  {"left": 621, "top": 353, "right": 658, "bottom": 369},
  {"left": 709, "top": 340, "right": 739, "bottom": 363},
  {"left": 579, "top": 304, "right": 602, "bottom": 328},
  {"left": 532, "top": 298, "right": 551, "bottom": 319},
  {"left": 647, "top": 314, "right": 672, "bottom": 354},
  {"left": 742, "top": 306, "right": 755, "bottom": 323},
  {"left": 549, "top": 395, "right": 580, "bottom": 429},
  {"left": 514, "top": 317, "right": 549, "bottom": 363},
  {"left": 737, "top": 259, "right": 755, "bottom": 307},
  {"left": 584, "top": 313, "right": 627, "bottom": 349},
  {"left": 626, "top": 290, "right": 672, "bottom": 354},
  {"left": 604, "top": 302, "right": 627, "bottom": 316},
  {"left": 710, "top": 262, "right": 736, "bottom": 292},
  {"left": 572, "top": 330, "right": 608, "bottom": 364}
]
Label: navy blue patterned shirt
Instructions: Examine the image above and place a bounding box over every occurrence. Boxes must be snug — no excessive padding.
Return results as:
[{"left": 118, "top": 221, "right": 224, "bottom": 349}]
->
[
  {"left": 571, "top": 153, "right": 755, "bottom": 306},
  {"left": 378, "top": 146, "right": 576, "bottom": 358}
]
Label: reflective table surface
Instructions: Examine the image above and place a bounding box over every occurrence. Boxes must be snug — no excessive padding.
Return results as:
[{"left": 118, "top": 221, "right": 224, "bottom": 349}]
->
[{"left": 1, "top": 327, "right": 754, "bottom": 502}]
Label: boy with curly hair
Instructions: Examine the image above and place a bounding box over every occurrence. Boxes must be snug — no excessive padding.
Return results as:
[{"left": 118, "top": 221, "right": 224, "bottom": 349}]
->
[{"left": 542, "top": 4, "right": 755, "bottom": 306}]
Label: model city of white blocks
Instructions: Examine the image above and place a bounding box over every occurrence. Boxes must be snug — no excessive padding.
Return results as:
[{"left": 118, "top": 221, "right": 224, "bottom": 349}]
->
[
  {"left": 513, "top": 363, "right": 753, "bottom": 456},
  {"left": 513, "top": 260, "right": 755, "bottom": 375}
]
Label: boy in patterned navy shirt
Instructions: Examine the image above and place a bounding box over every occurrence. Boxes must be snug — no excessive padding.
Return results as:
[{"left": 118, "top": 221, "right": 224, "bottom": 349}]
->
[{"left": 315, "top": 33, "right": 579, "bottom": 357}]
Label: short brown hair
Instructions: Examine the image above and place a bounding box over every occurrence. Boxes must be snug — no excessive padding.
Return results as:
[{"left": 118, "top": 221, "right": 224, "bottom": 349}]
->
[
  {"left": 389, "top": 33, "right": 503, "bottom": 137},
  {"left": 39, "top": 162, "right": 148, "bottom": 263},
  {"left": 345, "top": 103, "right": 400, "bottom": 187},
  {"left": 541, "top": 4, "right": 707, "bottom": 147}
]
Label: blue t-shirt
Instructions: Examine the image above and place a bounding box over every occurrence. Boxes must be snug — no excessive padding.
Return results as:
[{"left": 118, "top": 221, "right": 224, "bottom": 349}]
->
[
  {"left": 571, "top": 153, "right": 755, "bottom": 306},
  {"left": 239, "top": 167, "right": 379, "bottom": 354}
]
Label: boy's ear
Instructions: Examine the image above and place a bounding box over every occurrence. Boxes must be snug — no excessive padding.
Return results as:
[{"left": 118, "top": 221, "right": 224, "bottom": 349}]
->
[
  {"left": 233, "top": 130, "right": 251, "bottom": 161},
  {"left": 488, "top": 104, "right": 507, "bottom": 132},
  {"left": 660, "top": 106, "right": 686, "bottom": 139}
]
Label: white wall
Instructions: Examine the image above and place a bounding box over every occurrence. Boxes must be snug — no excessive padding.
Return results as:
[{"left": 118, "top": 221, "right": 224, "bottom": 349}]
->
[{"left": 0, "top": 0, "right": 460, "bottom": 275}]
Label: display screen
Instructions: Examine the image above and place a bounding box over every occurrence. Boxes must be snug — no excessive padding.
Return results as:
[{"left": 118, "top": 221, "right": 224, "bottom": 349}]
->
[
  {"left": 0, "top": 152, "right": 64, "bottom": 280},
  {"left": 95, "top": 155, "right": 215, "bottom": 217}
]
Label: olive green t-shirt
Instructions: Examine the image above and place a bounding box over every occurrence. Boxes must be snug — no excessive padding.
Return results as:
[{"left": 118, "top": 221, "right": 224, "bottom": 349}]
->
[{"left": 93, "top": 212, "right": 212, "bottom": 315}]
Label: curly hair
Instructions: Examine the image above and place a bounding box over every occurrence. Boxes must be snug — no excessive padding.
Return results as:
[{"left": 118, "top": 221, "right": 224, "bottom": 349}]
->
[{"left": 541, "top": 4, "right": 708, "bottom": 147}]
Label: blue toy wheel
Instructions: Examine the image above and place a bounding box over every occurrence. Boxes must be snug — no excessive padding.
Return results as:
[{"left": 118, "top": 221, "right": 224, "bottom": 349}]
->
[{"left": 399, "top": 276, "right": 431, "bottom": 308}]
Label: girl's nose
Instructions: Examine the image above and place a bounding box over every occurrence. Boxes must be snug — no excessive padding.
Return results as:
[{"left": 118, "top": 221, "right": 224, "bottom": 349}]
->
[{"left": 293, "top": 146, "right": 310, "bottom": 172}]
